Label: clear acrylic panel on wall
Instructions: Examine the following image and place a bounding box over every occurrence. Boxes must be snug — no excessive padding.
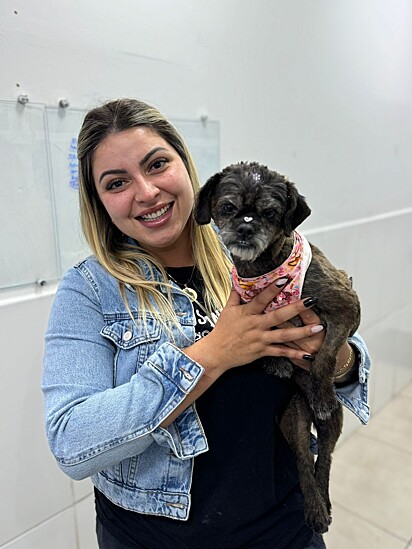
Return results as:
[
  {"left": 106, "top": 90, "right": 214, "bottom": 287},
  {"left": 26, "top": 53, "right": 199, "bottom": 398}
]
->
[
  {"left": 0, "top": 100, "right": 220, "bottom": 290},
  {"left": 0, "top": 101, "right": 59, "bottom": 289},
  {"left": 173, "top": 118, "right": 220, "bottom": 185},
  {"left": 46, "top": 106, "right": 90, "bottom": 274}
]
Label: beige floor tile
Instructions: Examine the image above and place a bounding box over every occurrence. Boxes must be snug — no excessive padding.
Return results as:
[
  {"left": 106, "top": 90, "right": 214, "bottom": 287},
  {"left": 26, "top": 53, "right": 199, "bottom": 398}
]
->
[
  {"left": 329, "top": 434, "right": 412, "bottom": 540},
  {"left": 364, "top": 394, "right": 412, "bottom": 454},
  {"left": 324, "top": 503, "right": 406, "bottom": 549},
  {"left": 400, "top": 381, "right": 412, "bottom": 399}
]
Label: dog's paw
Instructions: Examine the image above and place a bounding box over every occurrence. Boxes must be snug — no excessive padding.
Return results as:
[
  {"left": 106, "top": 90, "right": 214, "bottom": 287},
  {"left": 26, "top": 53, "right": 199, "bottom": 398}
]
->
[
  {"left": 313, "top": 402, "right": 338, "bottom": 421},
  {"left": 305, "top": 500, "right": 332, "bottom": 534},
  {"left": 263, "top": 357, "right": 293, "bottom": 378},
  {"left": 308, "top": 383, "right": 339, "bottom": 420},
  {"left": 311, "top": 400, "right": 336, "bottom": 421}
]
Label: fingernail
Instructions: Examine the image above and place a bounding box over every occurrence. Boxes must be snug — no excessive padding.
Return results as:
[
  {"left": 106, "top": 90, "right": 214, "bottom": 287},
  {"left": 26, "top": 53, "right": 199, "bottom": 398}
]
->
[
  {"left": 311, "top": 324, "right": 324, "bottom": 334},
  {"left": 275, "top": 277, "right": 290, "bottom": 288},
  {"left": 303, "top": 297, "right": 318, "bottom": 308},
  {"left": 303, "top": 354, "right": 316, "bottom": 361}
]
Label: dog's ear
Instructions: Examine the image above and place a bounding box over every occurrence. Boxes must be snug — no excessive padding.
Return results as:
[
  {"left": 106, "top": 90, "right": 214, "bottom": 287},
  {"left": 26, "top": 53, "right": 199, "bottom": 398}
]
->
[
  {"left": 194, "top": 171, "right": 222, "bottom": 225},
  {"left": 283, "top": 181, "right": 311, "bottom": 234}
]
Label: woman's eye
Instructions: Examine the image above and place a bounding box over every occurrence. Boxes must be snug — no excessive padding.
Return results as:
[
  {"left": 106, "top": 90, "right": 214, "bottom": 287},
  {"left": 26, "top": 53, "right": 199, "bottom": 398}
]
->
[
  {"left": 150, "top": 158, "right": 168, "bottom": 171},
  {"left": 106, "top": 179, "right": 125, "bottom": 191}
]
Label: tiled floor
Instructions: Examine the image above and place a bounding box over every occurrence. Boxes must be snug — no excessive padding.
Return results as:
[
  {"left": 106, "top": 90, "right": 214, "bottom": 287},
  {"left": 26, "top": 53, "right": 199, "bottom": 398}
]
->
[{"left": 324, "top": 381, "right": 412, "bottom": 548}]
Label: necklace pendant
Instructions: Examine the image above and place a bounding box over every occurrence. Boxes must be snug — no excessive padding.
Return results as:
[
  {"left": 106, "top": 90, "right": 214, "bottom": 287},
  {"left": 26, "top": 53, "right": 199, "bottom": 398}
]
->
[{"left": 183, "top": 286, "right": 198, "bottom": 302}]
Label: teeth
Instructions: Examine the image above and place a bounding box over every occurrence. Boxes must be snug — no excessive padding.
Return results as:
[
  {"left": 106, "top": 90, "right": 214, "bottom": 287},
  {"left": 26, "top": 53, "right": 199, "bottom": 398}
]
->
[{"left": 140, "top": 204, "right": 171, "bottom": 220}]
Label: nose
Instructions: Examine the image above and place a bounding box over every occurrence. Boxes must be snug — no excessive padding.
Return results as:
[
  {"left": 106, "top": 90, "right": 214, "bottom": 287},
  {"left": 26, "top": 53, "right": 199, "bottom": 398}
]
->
[
  {"left": 133, "top": 177, "right": 160, "bottom": 203},
  {"left": 237, "top": 223, "right": 254, "bottom": 240}
]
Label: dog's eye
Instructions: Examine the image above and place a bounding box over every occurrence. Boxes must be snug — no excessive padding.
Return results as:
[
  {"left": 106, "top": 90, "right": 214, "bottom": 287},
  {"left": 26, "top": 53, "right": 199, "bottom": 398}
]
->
[
  {"left": 221, "top": 203, "right": 236, "bottom": 214},
  {"left": 264, "top": 209, "right": 277, "bottom": 220}
]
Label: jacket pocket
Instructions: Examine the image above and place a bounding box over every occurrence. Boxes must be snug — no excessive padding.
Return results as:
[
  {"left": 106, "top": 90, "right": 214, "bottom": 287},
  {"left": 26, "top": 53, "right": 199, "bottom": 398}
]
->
[{"left": 100, "top": 315, "right": 162, "bottom": 386}]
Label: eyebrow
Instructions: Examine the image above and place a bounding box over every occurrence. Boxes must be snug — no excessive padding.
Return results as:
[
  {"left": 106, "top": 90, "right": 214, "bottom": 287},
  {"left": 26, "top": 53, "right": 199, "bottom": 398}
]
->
[
  {"left": 139, "top": 146, "right": 168, "bottom": 167},
  {"left": 98, "top": 168, "right": 128, "bottom": 183},
  {"left": 98, "top": 146, "right": 169, "bottom": 183}
]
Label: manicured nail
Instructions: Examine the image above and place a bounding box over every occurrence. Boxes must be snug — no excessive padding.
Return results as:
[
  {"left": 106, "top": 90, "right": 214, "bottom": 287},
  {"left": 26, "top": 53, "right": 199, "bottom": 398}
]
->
[
  {"left": 303, "top": 297, "right": 318, "bottom": 308},
  {"left": 311, "top": 324, "right": 324, "bottom": 334},
  {"left": 275, "top": 277, "right": 290, "bottom": 288},
  {"left": 303, "top": 354, "right": 316, "bottom": 361}
]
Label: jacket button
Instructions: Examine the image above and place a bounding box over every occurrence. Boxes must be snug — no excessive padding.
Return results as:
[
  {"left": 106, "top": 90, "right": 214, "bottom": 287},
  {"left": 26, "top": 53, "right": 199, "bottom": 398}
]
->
[
  {"left": 179, "top": 368, "right": 194, "bottom": 381},
  {"left": 123, "top": 330, "right": 132, "bottom": 341}
]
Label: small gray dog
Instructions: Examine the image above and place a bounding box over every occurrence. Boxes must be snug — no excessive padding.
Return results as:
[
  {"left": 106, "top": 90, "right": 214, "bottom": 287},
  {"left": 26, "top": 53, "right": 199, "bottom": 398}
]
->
[{"left": 194, "top": 161, "right": 361, "bottom": 533}]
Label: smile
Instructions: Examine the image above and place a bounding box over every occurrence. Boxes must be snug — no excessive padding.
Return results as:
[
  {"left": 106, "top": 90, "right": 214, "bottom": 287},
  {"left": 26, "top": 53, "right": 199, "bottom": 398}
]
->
[{"left": 138, "top": 203, "right": 172, "bottom": 221}]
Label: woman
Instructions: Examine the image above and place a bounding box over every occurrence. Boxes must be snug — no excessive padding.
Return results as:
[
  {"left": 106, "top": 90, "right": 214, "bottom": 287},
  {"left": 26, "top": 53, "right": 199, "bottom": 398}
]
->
[{"left": 42, "top": 98, "right": 370, "bottom": 548}]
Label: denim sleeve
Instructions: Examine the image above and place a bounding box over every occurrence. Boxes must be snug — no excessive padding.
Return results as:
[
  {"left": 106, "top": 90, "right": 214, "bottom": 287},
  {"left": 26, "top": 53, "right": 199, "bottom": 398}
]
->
[
  {"left": 42, "top": 268, "right": 208, "bottom": 481},
  {"left": 335, "top": 331, "right": 371, "bottom": 424}
]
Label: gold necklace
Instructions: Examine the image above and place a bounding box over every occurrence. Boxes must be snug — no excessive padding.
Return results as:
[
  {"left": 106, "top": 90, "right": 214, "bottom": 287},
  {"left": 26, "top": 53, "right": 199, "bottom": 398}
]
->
[
  {"left": 167, "top": 266, "right": 198, "bottom": 302},
  {"left": 167, "top": 267, "right": 218, "bottom": 327}
]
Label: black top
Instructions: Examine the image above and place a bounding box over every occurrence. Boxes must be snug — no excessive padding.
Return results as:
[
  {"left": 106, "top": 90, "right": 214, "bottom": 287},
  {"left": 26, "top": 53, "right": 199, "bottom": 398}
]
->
[{"left": 95, "top": 267, "right": 312, "bottom": 548}]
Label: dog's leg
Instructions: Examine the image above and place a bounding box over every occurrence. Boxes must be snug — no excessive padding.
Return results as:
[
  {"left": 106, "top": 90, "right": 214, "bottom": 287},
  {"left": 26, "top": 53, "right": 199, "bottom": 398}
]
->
[
  {"left": 307, "top": 327, "right": 348, "bottom": 420},
  {"left": 313, "top": 404, "right": 343, "bottom": 516},
  {"left": 280, "top": 394, "right": 331, "bottom": 533},
  {"left": 307, "top": 351, "right": 338, "bottom": 420}
]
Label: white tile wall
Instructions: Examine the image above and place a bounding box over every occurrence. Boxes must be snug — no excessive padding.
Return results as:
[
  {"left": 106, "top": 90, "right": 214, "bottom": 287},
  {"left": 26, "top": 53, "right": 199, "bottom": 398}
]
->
[
  {"left": 0, "top": 296, "right": 73, "bottom": 547},
  {"left": 308, "top": 210, "right": 412, "bottom": 415},
  {"left": 75, "top": 495, "right": 99, "bottom": 549},
  {"left": 0, "top": 288, "right": 98, "bottom": 549},
  {"left": 0, "top": 509, "right": 77, "bottom": 549},
  {"left": 72, "top": 478, "right": 94, "bottom": 504},
  {"left": 392, "top": 306, "right": 412, "bottom": 394}
]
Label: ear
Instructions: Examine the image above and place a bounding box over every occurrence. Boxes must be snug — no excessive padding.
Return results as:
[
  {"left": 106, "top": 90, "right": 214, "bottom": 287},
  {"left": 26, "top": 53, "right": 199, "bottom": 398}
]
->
[
  {"left": 194, "top": 171, "right": 222, "bottom": 225},
  {"left": 283, "top": 181, "right": 311, "bottom": 234}
]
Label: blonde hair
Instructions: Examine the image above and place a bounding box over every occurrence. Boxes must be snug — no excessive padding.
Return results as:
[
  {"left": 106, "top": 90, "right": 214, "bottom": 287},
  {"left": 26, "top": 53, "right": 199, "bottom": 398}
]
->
[{"left": 77, "top": 98, "right": 232, "bottom": 330}]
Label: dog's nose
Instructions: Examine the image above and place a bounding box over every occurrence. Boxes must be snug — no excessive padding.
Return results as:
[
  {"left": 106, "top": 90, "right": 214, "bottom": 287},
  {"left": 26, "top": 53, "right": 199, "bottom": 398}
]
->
[{"left": 237, "top": 223, "right": 254, "bottom": 240}]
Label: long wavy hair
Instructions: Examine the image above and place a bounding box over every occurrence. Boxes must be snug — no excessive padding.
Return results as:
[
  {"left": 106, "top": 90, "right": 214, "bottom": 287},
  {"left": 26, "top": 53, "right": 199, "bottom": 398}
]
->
[{"left": 77, "top": 98, "right": 232, "bottom": 330}]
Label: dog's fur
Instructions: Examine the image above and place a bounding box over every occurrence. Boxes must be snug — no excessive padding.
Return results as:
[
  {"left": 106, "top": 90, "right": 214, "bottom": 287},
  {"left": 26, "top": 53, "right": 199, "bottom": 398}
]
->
[{"left": 194, "top": 161, "right": 361, "bottom": 533}]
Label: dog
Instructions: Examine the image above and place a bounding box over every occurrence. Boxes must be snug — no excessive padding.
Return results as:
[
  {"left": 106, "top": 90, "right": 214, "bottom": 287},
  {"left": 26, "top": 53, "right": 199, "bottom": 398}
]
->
[{"left": 194, "top": 161, "right": 361, "bottom": 533}]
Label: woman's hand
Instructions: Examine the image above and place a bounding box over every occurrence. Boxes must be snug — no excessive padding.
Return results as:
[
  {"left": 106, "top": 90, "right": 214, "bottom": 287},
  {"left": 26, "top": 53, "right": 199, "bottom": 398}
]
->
[
  {"left": 185, "top": 281, "right": 324, "bottom": 379},
  {"left": 170, "top": 283, "right": 325, "bottom": 428},
  {"left": 280, "top": 306, "right": 326, "bottom": 371},
  {"left": 172, "top": 284, "right": 356, "bottom": 428}
]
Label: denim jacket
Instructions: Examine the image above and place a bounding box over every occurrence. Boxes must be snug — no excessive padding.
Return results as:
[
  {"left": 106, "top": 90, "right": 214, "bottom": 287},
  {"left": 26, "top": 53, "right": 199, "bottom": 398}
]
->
[{"left": 42, "top": 256, "right": 371, "bottom": 520}]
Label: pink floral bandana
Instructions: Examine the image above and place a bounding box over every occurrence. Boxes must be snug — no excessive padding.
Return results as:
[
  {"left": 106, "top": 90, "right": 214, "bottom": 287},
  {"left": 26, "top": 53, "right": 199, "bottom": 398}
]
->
[{"left": 232, "top": 230, "right": 312, "bottom": 313}]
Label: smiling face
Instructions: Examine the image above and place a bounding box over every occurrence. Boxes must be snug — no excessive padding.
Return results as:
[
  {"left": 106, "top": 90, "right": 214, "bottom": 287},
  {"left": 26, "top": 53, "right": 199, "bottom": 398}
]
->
[{"left": 92, "top": 127, "right": 195, "bottom": 265}]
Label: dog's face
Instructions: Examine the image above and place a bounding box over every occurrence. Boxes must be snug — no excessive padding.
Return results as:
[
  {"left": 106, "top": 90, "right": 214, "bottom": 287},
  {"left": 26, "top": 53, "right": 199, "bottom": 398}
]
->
[{"left": 194, "top": 162, "right": 311, "bottom": 262}]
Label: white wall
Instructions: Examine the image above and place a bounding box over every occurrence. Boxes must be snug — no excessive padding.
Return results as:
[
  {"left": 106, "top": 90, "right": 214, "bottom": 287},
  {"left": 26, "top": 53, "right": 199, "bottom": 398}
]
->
[{"left": 1, "top": 1, "right": 411, "bottom": 547}]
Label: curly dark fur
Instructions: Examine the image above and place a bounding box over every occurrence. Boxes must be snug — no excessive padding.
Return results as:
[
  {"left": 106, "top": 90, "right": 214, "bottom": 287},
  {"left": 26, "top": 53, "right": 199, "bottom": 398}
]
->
[{"left": 194, "top": 161, "right": 361, "bottom": 533}]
